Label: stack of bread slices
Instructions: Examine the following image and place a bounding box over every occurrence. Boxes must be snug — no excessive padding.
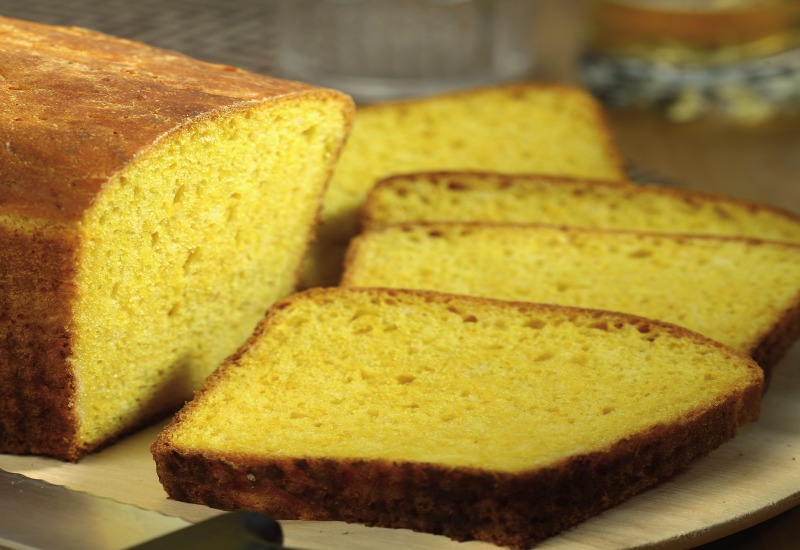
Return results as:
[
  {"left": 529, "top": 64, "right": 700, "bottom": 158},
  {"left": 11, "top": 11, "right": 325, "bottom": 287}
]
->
[{"left": 153, "top": 80, "right": 799, "bottom": 547}]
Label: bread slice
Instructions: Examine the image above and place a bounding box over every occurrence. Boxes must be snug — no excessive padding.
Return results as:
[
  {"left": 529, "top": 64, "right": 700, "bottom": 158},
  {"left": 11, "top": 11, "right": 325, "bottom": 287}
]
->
[
  {"left": 302, "top": 83, "right": 627, "bottom": 287},
  {"left": 361, "top": 171, "right": 800, "bottom": 242},
  {"left": 342, "top": 223, "right": 800, "bottom": 372},
  {"left": 0, "top": 16, "right": 353, "bottom": 461},
  {"left": 152, "top": 287, "right": 762, "bottom": 549}
]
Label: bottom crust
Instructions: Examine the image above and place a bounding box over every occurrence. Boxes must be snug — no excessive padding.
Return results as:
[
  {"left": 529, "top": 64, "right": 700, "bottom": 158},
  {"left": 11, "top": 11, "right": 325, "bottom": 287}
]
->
[{"left": 152, "top": 389, "right": 758, "bottom": 549}]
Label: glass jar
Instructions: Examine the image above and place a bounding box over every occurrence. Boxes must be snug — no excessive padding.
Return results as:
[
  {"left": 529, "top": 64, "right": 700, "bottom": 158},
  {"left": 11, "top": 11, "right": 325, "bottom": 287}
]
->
[
  {"left": 580, "top": 0, "right": 800, "bottom": 123},
  {"left": 270, "top": 0, "right": 537, "bottom": 103}
]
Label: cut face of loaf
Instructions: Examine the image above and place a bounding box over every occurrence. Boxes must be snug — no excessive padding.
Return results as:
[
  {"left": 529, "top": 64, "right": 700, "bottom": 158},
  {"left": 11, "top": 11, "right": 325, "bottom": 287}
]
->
[
  {"left": 361, "top": 171, "right": 800, "bottom": 243},
  {"left": 342, "top": 223, "right": 800, "bottom": 372},
  {"left": 0, "top": 16, "right": 353, "bottom": 460},
  {"left": 302, "top": 83, "right": 627, "bottom": 287},
  {"left": 152, "top": 288, "right": 762, "bottom": 549}
]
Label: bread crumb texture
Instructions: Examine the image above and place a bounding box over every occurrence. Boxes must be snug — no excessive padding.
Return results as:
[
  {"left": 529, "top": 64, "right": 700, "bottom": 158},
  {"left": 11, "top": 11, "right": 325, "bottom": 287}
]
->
[
  {"left": 69, "top": 99, "right": 345, "bottom": 449},
  {"left": 343, "top": 224, "right": 800, "bottom": 364},
  {"left": 363, "top": 172, "right": 800, "bottom": 243},
  {"left": 301, "top": 84, "right": 626, "bottom": 288},
  {"left": 325, "top": 85, "right": 623, "bottom": 240},
  {"left": 164, "top": 288, "right": 760, "bottom": 473}
]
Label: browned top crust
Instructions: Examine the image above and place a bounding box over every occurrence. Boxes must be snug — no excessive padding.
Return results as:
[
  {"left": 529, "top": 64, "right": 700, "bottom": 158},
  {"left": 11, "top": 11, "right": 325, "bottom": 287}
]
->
[{"left": 0, "top": 15, "right": 337, "bottom": 222}]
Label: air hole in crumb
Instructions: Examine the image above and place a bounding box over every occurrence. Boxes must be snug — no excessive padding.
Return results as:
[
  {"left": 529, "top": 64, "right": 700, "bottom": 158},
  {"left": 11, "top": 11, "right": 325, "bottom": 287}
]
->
[
  {"left": 525, "top": 319, "right": 546, "bottom": 329},
  {"left": 463, "top": 315, "right": 478, "bottom": 323},
  {"left": 227, "top": 204, "right": 239, "bottom": 222},
  {"left": 396, "top": 374, "right": 416, "bottom": 384},
  {"left": 173, "top": 184, "right": 186, "bottom": 204},
  {"left": 183, "top": 248, "right": 201, "bottom": 271},
  {"left": 302, "top": 124, "right": 318, "bottom": 140},
  {"left": 150, "top": 231, "right": 160, "bottom": 246},
  {"left": 629, "top": 249, "right": 653, "bottom": 259},
  {"left": 704, "top": 373, "right": 717, "bottom": 381},
  {"left": 602, "top": 407, "right": 615, "bottom": 415}
]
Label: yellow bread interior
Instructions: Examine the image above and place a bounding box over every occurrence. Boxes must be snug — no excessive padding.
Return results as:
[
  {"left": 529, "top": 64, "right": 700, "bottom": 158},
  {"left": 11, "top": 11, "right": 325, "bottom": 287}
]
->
[
  {"left": 70, "top": 97, "right": 347, "bottom": 448},
  {"left": 324, "top": 85, "right": 624, "bottom": 242},
  {"left": 164, "top": 288, "right": 761, "bottom": 473},
  {"left": 343, "top": 223, "right": 800, "bottom": 359},
  {"left": 362, "top": 172, "right": 800, "bottom": 243},
  {"left": 302, "top": 84, "right": 625, "bottom": 287}
]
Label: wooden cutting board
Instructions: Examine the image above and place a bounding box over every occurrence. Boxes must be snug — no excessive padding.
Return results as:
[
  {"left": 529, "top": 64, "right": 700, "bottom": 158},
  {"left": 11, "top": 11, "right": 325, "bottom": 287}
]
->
[{"left": 0, "top": 342, "right": 798, "bottom": 549}]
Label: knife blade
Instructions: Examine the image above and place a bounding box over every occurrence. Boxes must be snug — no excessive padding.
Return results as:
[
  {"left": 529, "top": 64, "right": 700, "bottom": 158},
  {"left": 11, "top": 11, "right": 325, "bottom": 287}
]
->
[{"left": 0, "top": 469, "right": 286, "bottom": 550}]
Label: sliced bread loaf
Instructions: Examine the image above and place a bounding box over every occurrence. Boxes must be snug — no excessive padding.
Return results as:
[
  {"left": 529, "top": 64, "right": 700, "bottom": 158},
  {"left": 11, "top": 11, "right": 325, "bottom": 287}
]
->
[
  {"left": 0, "top": 16, "right": 353, "bottom": 460},
  {"left": 152, "top": 287, "right": 762, "bottom": 549},
  {"left": 361, "top": 171, "right": 800, "bottom": 243},
  {"left": 342, "top": 223, "right": 800, "bottom": 372},
  {"left": 303, "top": 83, "right": 627, "bottom": 287}
]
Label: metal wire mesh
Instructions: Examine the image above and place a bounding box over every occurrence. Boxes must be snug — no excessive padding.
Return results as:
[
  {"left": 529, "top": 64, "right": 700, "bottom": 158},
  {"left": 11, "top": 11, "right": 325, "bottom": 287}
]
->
[{"left": 1, "top": 0, "right": 278, "bottom": 75}]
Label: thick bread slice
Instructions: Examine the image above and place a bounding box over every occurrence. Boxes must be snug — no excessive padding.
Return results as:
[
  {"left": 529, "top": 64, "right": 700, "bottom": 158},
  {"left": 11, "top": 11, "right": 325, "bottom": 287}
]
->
[
  {"left": 152, "top": 287, "right": 762, "bottom": 549},
  {"left": 342, "top": 223, "right": 800, "bottom": 372},
  {"left": 303, "top": 83, "right": 627, "bottom": 287},
  {"left": 361, "top": 171, "right": 800, "bottom": 243},
  {"left": 0, "top": 16, "right": 353, "bottom": 460}
]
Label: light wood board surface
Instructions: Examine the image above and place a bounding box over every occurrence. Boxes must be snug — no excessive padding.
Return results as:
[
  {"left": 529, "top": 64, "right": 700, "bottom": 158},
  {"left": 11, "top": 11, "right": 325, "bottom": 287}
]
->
[{"left": 1, "top": 341, "right": 798, "bottom": 550}]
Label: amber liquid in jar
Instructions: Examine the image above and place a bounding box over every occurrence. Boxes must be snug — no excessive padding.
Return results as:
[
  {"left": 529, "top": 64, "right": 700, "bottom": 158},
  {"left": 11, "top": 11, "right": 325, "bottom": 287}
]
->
[
  {"left": 582, "top": 0, "right": 800, "bottom": 122},
  {"left": 591, "top": 0, "right": 800, "bottom": 64}
]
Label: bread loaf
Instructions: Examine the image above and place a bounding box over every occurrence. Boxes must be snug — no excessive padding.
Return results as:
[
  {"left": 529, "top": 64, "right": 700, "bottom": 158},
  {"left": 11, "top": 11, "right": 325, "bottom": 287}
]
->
[
  {"left": 342, "top": 223, "right": 800, "bottom": 372},
  {"left": 0, "top": 16, "right": 353, "bottom": 460},
  {"left": 361, "top": 171, "right": 800, "bottom": 242},
  {"left": 152, "top": 287, "right": 762, "bottom": 549},
  {"left": 303, "top": 83, "right": 627, "bottom": 287}
]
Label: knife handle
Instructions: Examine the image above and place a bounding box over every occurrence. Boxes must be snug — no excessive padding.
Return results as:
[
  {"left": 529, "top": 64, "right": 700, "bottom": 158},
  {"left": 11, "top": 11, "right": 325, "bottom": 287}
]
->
[{"left": 128, "top": 510, "right": 286, "bottom": 549}]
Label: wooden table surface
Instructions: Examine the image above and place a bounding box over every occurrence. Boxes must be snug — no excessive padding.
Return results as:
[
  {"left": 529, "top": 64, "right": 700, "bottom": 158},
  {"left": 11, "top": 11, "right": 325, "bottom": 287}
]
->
[{"left": 2, "top": 0, "right": 799, "bottom": 548}]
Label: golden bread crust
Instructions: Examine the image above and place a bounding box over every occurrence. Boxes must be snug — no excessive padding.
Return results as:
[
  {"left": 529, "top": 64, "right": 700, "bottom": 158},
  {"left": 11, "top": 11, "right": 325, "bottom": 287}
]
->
[
  {"left": 0, "top": 15, "right": 327, "bottom": 222},
  {"left": 155, "top": 395, "right": 757, "bottom": 548},
  {"left": 0, "top": 223, "right": 81, "bottom": 458}
]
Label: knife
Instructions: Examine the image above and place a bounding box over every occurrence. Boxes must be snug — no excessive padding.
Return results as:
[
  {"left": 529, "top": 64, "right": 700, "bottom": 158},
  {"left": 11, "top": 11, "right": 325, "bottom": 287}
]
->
[{"left": 0, "top": 469, "right": 287, "bottom": 550}]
